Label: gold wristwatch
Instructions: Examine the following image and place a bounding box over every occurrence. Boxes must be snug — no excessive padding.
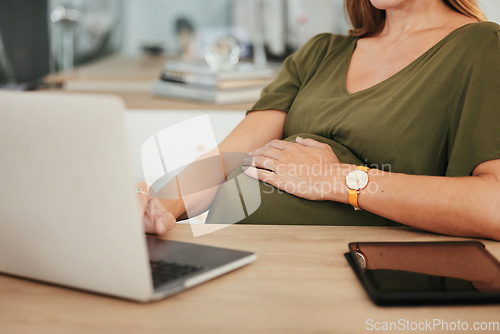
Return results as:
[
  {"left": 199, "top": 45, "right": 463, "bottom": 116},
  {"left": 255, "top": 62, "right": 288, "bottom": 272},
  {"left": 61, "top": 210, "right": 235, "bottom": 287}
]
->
[{"left": 346, "top": 166, "right": 370, "bottom": 211}]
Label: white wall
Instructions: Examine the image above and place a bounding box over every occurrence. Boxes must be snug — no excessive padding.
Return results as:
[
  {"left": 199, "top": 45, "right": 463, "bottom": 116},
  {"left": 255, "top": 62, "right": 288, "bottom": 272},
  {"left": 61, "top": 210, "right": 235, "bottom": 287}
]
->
[
  {"left": 122, "top": 0, "right": 230, "bottom": 55},
  {"left": 481, "top": 0, "right": 500, "bottom": 24}
]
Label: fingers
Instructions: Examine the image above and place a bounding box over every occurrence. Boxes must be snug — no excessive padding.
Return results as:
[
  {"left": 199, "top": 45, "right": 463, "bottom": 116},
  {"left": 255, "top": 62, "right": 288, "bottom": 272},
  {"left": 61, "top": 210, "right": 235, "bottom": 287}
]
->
[
  {"left": 296, "top": 136, "right": 327, "bottom": 148},
  {"left": 250, "top": 139, "right": 292, "bottom": 156},
  {"left": 142, "top": 207, "right": 157, "bottom": 234},
  {"left": 243, "top": 166, "right": 278, "bottom": 187},
  {"left": 136, "top": 182, "right": 177, "bottom": 235},
  {"left": 251, "top": 138, "right": 324, "bottom": 160},
  {"left": 267, "top": 139, "right": 292, "bottom": 150},
  {"left": 251, "top": 145, "right": 284, "bottom": 160},
  {"left": 243, "top": 155, "right": 277, "bottom": 171},
  {"left": 149, "top": 198, "right": 176, "bottom": 233},
  {"left": 245, "top": 139, "right": 303, "bottom": 174},
  {"left": 295, "top": 137, "right": 339, "bottom": 163},
  {"left": 143, "top": 198, "right": 176, "bottom": 234}
]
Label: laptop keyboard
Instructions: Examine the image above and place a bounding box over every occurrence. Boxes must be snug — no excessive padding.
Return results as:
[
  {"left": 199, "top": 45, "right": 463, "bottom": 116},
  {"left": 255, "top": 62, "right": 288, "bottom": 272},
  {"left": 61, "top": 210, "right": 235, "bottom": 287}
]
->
[{"left": 149, "top": 260, "right": 204, "bottom": 289}]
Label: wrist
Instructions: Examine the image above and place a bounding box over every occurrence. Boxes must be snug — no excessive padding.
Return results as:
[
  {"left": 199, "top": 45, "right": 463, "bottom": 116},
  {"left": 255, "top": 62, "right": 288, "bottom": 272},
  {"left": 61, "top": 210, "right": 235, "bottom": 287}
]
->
[
  {"left": 159, "top": 198, "right": 186, "bottom": 221},
  {"left": 324, "top": 163, "right": 356, "bottom": 203},
  {"left": 345, "top": 165, "right": 372, "bottom": 210}
]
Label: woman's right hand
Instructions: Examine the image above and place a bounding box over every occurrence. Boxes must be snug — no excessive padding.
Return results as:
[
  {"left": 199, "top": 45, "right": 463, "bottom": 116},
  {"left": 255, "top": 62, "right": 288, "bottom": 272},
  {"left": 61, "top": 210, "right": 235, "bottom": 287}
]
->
[{"left": 136, "top": 183, "right": 176, "bottom": 234}]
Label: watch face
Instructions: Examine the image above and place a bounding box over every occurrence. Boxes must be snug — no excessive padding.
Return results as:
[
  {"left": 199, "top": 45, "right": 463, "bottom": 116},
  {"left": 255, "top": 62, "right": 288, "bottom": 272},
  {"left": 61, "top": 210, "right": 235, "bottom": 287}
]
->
[{"left": 346, "top": 169, "right": 369, "bottom": 190}]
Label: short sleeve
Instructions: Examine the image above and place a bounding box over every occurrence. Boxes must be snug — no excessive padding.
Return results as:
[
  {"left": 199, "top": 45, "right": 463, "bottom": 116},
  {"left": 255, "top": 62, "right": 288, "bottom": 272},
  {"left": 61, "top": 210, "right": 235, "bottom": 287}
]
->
[
  {"left": 446, "top": 27, "right": 500, "bottom": 177},
  {"left": 247, "top": 33, "right": 335, "bottom": 114}
]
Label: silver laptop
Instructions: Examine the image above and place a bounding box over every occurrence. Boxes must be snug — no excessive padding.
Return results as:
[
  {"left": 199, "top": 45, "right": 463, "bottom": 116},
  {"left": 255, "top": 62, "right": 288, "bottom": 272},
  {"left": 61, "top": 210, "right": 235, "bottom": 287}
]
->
[{"left": 0, "top": 91, "right": 256, "bottom": 302}]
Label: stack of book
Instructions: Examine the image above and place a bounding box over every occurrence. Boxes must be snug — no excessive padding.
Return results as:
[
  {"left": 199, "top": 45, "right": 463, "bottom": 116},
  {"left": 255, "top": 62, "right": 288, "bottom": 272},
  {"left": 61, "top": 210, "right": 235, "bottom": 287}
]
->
[{"left": 150, "top": 60, "right": 280, "bottom": 105}]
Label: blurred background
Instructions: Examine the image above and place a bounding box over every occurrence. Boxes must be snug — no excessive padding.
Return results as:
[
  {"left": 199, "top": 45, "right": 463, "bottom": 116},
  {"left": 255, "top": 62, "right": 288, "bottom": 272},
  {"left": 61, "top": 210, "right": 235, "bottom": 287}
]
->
[
  {"left": 1, "top": 0, "right": 498, "bottom": 224},
  {"left": 0, "top": 0, "right": 498, "bottom": 89}
]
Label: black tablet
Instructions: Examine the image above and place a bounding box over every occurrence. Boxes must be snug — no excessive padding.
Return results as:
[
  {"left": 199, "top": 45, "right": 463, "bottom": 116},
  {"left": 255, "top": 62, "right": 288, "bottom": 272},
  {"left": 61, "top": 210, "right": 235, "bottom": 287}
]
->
[{"left": 345, "top": 241, "right": 500, "bottom": 306}]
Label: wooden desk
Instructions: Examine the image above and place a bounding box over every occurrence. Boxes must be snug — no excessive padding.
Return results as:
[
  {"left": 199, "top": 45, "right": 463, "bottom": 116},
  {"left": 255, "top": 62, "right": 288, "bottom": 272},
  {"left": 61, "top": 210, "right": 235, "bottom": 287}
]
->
[
  {"left": 38, "top": 89, "right": 255, "bottom": 110},
  {"left": 43, "top": 55, "right": 257, "bottom": 110},
  {"left": 1, "top": 225, "right": 499, "bottom": 334}
]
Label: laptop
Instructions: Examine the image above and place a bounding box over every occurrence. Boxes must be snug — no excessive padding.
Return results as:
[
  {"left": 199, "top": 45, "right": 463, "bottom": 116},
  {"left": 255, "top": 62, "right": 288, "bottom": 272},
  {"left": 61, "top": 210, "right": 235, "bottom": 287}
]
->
[{"left": 0, "top": 91, "right": 256, "bottom": 302}]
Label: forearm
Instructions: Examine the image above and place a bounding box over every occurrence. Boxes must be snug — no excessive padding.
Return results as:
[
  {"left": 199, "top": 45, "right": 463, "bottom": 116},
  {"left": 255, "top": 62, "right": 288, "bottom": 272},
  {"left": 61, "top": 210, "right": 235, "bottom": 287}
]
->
[
  {"left": 158, "top": 110, "right": 287, "bottom": 220},
  {"left": 241, "top": 136, "right": 500, "bottom": 240},
  {"left": 354, "top": 169, "right": 500, "bottom": 240}
]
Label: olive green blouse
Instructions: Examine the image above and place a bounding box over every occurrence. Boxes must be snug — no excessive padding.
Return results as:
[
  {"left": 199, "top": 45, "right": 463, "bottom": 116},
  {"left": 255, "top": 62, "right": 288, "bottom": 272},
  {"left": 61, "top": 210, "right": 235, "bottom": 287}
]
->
[{"left": 206, "top": 22, "right": 500, "bottom": 226}]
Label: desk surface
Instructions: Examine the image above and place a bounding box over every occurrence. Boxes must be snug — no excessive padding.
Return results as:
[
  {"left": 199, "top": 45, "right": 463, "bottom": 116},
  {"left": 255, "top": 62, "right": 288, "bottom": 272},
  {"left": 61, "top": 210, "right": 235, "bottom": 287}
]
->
[
  {"left": 38, "top": 89, "right": 255, "bottom": 111},
  {"left": 1, "top": 225, "right": 499, "bottom": 334},
  {"left": 43, "top": 55, "right": 257, "bottom": 110}
]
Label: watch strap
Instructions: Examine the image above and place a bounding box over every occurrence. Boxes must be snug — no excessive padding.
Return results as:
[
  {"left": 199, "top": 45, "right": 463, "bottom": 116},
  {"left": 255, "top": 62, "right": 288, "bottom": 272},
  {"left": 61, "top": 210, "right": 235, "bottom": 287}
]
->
[
  {"left": 348, "top": 189, "right": 361, "bottom": 210},
  {"left": 357, "top": 165, "right": 369, "bottom": 172}
]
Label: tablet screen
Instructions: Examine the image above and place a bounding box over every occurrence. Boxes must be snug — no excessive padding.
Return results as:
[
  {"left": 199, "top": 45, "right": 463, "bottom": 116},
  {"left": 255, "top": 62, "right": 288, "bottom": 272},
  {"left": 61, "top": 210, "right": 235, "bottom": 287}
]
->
[{"left": 345, "top": 241, "right": 500, "bottom": 305}]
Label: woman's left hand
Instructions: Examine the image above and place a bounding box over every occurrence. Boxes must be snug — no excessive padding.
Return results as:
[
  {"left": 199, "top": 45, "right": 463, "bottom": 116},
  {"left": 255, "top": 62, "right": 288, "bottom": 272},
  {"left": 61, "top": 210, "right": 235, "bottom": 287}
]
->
[{"left": 243, "top": 137, "right": 348, "bottom": 201}]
